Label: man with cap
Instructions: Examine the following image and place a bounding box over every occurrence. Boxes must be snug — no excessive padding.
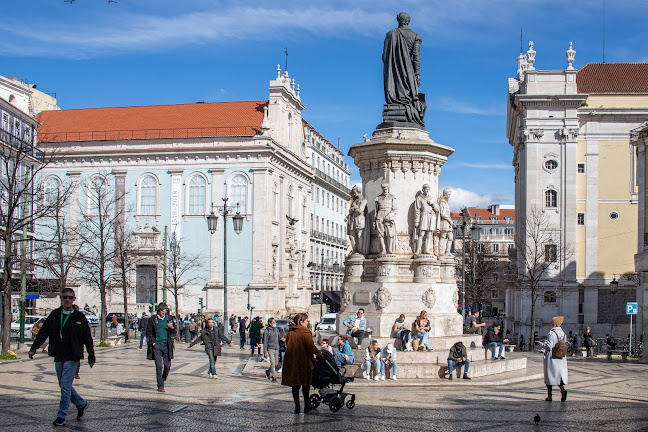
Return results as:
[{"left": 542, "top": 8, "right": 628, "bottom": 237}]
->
[
  {"left": 380, "top": 343, "right": 398, "bottom": 380},
  {"left": 146, "top": 303, "right": 176, "bottom": 392}
]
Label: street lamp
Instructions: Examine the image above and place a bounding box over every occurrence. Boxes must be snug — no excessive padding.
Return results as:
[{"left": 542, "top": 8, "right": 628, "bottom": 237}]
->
[
  {"left": 610, "top": 275, "right": 619, "bottom": 294},
  {"left": 206, "top": 198, "right": 244, "bottom": 326}
]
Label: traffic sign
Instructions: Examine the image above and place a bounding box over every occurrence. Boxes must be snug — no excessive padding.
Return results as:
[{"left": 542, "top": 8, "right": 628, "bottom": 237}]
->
[{"left": 626, "top": 302, "right": 638, "bottom": 315}]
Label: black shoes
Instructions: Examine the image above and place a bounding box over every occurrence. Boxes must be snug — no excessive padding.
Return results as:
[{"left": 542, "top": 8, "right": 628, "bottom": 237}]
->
[
  {"left": 294, "top": 406, "right": 301, "bottom": 414},
  {"left": 265, "top": 369, "right": 271, "bottom": 380},
  {"left": 561, "top": 389, "right": 568, "bottom": 402},
  {"left": 448, "top": 375, "right": 453, "bottom": 380},
  {"left": 304, "top": 404, "right": 313, "bottom": 414},
  {"left": 77, "top": 401, "right": 88, "bottom": 420},
  {"left": 53, "top": 417, "right": 66, "bottom": 426},
  {"left": 463, "top": 374, "right": 471, "bottom": 380},
  {"left": 271, "top": 377, "right": 277, "bottom": 383}
]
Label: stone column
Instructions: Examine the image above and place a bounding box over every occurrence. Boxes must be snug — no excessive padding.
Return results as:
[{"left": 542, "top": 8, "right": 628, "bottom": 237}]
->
[{"left": 207, "top": 169, "right": 225, "bottom": 288}]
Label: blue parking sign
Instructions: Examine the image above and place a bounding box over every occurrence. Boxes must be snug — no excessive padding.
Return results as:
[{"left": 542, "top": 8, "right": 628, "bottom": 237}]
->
[{"left": 626, "top": 302, "right": 638, "bottom": 315}]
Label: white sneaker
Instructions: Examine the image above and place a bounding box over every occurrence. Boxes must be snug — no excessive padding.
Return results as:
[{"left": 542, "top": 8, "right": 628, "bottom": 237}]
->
[
  {"left": 374, "top": 375, "right": 381, "bottom": 381},
  {"left": 381, "top": 375, "right": 386, "bottom": 381},
  {"left": 362, "top": 371, "right": 367, "bottom": 379},
  {"left": 278, "top": 368, "right": 282, "bottom": 373},
  {"left": 364, "top": 375, "right": 370, "bottom": 380},
  {"left": 392, "top": 376, "right": 397, "bottom": 381}
]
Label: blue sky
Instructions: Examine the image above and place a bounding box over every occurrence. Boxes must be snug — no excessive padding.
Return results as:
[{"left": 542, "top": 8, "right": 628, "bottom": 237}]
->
[{"left": 2, "top": 0, "right": 647, "bottom": 210}]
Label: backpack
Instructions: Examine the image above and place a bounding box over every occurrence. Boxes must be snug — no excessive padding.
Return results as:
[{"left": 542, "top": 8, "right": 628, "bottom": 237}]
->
[
  {"left": 551, "top": 330, "right": 568, "bottom": 359},
  {"left": 189, "top": 322, "right": 197, "bottom": 332}
]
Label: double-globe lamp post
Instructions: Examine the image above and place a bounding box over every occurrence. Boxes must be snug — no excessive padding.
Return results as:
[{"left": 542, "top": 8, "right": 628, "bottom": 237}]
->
[{"left": 206, "top": 198, "right": 244, "bottom": 331}]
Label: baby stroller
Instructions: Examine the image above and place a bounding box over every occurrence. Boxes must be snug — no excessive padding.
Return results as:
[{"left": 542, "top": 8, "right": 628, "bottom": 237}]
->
[{"left": 310, "top": 349, "right": 355, "bottom": 412}]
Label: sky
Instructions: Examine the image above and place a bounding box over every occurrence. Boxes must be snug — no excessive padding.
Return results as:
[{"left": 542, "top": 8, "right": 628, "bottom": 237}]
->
[{"left": 2, "top": 0, "right": 647, "bottom": 211}]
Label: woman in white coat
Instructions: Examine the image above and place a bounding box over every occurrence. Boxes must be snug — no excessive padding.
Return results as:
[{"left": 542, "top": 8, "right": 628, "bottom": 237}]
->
[{"left": 536, "top": 316, "right": 568, "bottom": 402}]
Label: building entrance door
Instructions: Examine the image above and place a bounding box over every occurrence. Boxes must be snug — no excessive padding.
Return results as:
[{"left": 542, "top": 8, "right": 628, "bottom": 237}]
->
[{"left": 136, "top": 265, "right": 157, "bottom": 305}]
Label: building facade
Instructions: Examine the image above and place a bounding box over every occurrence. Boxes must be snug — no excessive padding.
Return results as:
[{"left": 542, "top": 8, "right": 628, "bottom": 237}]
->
[
  {"left": 0, "top": 75, "right": 59, "bottom": 117},
  {"left": 507, "top": 43, "right": 647, "bottom": 339},
  {"left": 304, "top": 121, "right": 350, "bottom": 313},
  {"left": 632, "top": 122, "right": 648, "bottom": 360},
  {"left": 35, "top": 67, "right": 339, "bottom": 318}
]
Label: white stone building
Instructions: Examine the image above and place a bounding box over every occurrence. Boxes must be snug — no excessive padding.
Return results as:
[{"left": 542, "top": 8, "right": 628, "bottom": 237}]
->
[
  {"left": 35, "top": 67, "right": 339, "bottom": 319},
  {"left": 506, "top": 42, "right": 647, "bottom": 341}
]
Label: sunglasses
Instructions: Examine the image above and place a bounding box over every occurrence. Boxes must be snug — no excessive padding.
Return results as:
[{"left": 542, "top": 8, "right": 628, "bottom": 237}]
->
[{"left": 61, "top": 296, "right": 74, "bottom": 300}]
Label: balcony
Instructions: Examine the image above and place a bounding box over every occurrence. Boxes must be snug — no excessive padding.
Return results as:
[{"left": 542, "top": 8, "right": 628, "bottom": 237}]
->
[
  {"left": 313, "top": 168, "right": 350, "bottom": 196},
  {"left": 0, "top": 129, "right": 44, "bottom": 162},
  {"left": 310, "top": 229, "right": 348, "bottom": 247}
]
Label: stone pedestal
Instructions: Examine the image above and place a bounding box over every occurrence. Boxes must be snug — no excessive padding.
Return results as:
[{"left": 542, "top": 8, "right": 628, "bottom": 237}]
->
[{"left": 341, "top": 126, "right": 461, "bottom": 339}]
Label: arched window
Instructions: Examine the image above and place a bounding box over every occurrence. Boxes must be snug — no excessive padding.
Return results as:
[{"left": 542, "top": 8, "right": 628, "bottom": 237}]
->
[
  {"left": 229, "top": 174, "right": 248, "bottom": 213},
  {"left": 545, "top": 189, "right": 557, "bottom": 208},
  {"left": 187, "top": 175, "right": 206, "bottom": 215},
  {"left": 44, "top": 176, "right": 61, "bottom": 206},
  {"left": 139, "top": 175, "right": 158, "bottom": 215},
  {"left": 87, "top": 175, "right": 109, "bottom": 215}
]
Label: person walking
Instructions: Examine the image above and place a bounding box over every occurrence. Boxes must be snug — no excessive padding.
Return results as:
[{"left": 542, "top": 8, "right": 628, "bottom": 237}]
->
[
  {"left": 138, "top": 313, "right": 150, "bottom": 350},
  {"left": 263, "top": 317, "right": 282, "bottom": 382},
  {"left": 229, "top": 314, "right": 237, "bottom": 334},
  {"left": 281, "top": 313, "right": 322, "bottom": 415},
  {"left": 146, "top": 303, "right": 176, "bottom": 392},
  {"left": 249, "top": 316, "right": 264, "bottom": 357},
  {"left": 537, "top": 316, "right": 568, "bottom": 402},
  {"left": 239, "top": 316, "right": 249, "bottom": 349},
  {"left": 583, "top": 326, "right": 595, "bottom": 357},
  {"left": 28, "top": 288, "right": 95, "bottom": 426},
  {"left": 188, "top": 317, "right": 233, "bottom": 378}
]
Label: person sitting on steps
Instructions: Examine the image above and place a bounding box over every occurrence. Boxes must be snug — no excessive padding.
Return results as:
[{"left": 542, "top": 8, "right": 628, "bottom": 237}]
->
[
  {"left": 393, "top": 314, "right": 412, "bottom": 351},
  {"left": 412, "top": 310, "right": 432, "bottom": 351},
  {"left": 447, "top": 341, "right": 471, "bottom": 380},
  {"left": 343, "top": 308, "right": 371, "bottom": 349}
]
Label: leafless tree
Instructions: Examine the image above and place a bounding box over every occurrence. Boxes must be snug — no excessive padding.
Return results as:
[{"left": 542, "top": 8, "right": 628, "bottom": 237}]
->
[
  {"left": 0, "top": 128, "right": 70, "bottom": 355},
  {"left": 458, "top": 241, "right": 501, "bottom": 311},
  {"left": 32, "top": 177, "right": 80, "bottom": 294},
  {"left": 113, "top": 223, "right": 140, "bottom": 340},
  {"left": 165, "top": 232, "right": 205, "bottom": 338},
  {"left": 77, "top": 172, "right": 124, "bottom": 343},
  {"left": 515, "top": 206, "right": 573, "bottom": 348}
]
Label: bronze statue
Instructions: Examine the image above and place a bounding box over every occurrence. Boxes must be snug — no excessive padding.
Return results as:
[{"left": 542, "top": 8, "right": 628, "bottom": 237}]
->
[{"left": 381, "top": 12, "right": 427, "bottom": 129}]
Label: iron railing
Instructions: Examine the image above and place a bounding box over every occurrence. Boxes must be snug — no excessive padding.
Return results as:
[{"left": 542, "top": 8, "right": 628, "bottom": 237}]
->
[
  {"left": 313, "top": 168, "right": 350, "bottom": 196},
  {"left": 310, "top": 229, "right": 347, "bottom": 247},
  {"left": 0, "top": 128, "right": 44, "bottom": 161}
]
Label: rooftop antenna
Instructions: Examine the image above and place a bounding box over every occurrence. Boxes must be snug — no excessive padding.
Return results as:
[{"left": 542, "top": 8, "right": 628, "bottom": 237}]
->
[
  {"left": 520, "top": 27, "right": 523, "bottom": 53},
  {"left": 285, "top": 47, "right": 289, "bottom": 73},
  {"left": 337, "top": 137, "right": 340, "bottom": 149},
  {"left": 602, "top": 0, "right": 606, "bottom": 62}
]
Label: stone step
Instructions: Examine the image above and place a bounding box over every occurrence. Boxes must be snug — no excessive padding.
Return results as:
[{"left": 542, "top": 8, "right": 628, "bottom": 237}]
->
[{"left": 351, "top": 348, "right": 498, "bottom": 363}]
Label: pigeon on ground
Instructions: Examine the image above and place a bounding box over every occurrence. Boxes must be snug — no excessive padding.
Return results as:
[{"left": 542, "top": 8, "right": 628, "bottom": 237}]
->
[{"left": 534, "top": 414, "right": 541, "bottom": 424}]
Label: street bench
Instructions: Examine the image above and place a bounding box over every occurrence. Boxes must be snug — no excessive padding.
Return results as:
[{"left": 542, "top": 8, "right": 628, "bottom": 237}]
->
[
  {"left": 606, "top": 349, "right": 629, "bottom": 362},
  {"left": 504, "top": 344, "right": 516, "bottom": 352},
  {"left": 107, "top": 335, "right": 125, "bottom": 346}
]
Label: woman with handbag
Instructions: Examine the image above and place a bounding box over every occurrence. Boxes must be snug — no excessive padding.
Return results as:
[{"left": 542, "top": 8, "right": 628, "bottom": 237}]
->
[{"left": 536, "top": 316, "right": 568, "bottom": 402}]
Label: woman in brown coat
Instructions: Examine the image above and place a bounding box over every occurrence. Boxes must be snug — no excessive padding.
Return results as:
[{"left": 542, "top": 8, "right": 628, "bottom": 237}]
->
[{"left": 281, "top": 313, "right": 322, "bottom": 414}]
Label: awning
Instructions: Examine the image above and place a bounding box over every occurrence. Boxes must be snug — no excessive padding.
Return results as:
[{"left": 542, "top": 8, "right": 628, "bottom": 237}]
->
[{"left": 323, "top": 291, "right": 340, "bottom": 304}]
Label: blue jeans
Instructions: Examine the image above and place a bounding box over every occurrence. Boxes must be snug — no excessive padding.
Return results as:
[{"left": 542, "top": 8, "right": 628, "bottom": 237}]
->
[
  {"left": 413, "top": 330, "right": 430, "bottom": 349},
  {"left": 447, "top": 359, "right": 470, "bottom": 376},
  {"left": 153, "top": 343, "right": 171, "bottom": 388},
  {"left": 139, "top": 331, "right": 149, "bottom": 349},
  {"left": 362, "top": 359, "right": 380, "bottom": 376},
  {"left": 380, "top": 359, "right": 397, "bottom": 375},
  {"left": 334, "top": 352, "right": 351, "bottom": 367},
  {"left": 484, "top": 342, "right": 504, "bottom": 358},
  {"left": 54, "top": 360, "right": 87, "bottom": 419},
  {"left": 206, "top": 349, "right": 217, "bottom": 375}
]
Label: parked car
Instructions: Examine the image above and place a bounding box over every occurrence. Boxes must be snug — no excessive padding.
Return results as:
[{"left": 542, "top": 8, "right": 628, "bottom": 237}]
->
[
  {"left": 105, "top": 312, "right": 125, "bottom": 325},
  {"left": 319, "top": 313, "right": 337, "bottom": 332},
  {"left": 275, "top": 319, "right": 291, "bottom": 332},
  {"left": 81, "top": 310, "right": 99, "bottom": 326},
  {"left": 10, "top": 315, "right": 46, "bottom": 340}
]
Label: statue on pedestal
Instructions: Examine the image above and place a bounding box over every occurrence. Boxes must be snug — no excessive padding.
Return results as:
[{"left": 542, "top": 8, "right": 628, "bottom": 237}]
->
[
  {"left": 381, "top": 12, "right": 427, "bottom": 128},
  {"left": 346, "top": 185, "right": 369, "bottom": 255},
  {"left": 413, "top": 184, "right": 439, "bottom": 256},
  {"left": 374, "top": 182, "right": 397, "bottom": 255},
  {"left": 436, "top": 188, "right": 453, "bottom": 257}
]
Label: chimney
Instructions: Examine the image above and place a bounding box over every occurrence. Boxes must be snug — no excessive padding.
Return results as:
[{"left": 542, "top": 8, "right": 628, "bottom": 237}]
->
[{"left": 489, "top": 204, "right": 500, "bottom": 215}]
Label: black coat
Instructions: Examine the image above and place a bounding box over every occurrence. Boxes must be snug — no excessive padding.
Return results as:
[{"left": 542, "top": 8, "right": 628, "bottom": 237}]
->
[
  {"left": 30, "top": 307, "right": 95, "bottom": 363},
  {"left": 189, "top": 326, "right": 231, "bottom": 356},
  {"left": 146, "top": 315, "right": 176, "bottom": 361}
]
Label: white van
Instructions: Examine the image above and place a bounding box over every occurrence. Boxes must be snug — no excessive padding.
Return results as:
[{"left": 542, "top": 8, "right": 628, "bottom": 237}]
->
[{"left": 319, "top": 313, "right": 337, "bottom": 332}]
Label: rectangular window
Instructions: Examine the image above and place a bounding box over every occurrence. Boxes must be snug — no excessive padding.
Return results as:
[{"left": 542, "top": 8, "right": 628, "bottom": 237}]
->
[
  {"left": 491, "top": 289, "right": 499, "bottom": 299},
  {"left": 490, "top": 216, "right": 497, "bottom": 222},
  {"left": 577, "top": 213, "right": 585, "bottom": 225},
  {"left": 507, "top": 243, "right": 514, "bottom": 250},
  {"left": 505, "top": 217, "right": 512, "bottom": 223},
  {"left": 578, "top": 163, "right": 585, "bottom": 174},
  {"left": 545, "top": 244, "right": 557, "bottom": 263},
  {"left": 493, "top": 244, "right": 500, "bottom": 253},
  {"left": 492, "top": 272, "right": 499, "bottom": 282}
]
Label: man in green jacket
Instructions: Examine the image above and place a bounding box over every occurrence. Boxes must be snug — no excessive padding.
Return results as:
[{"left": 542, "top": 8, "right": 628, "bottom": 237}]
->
[
  {"left": 249, "top": 316, "right": 264, "bottom": 356},
  {"left": 447, "top": 341, "right": 471, "bottom": 380}
]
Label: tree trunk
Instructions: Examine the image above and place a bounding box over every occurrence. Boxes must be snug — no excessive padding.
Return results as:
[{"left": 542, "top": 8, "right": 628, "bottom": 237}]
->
[
  {"left": 100, "top": 286, "right": 107, "bottom": 342},
  {"left": 122, "top": 283, "right": 129, "bottom": 342},
  {"left": 1, "top": 277, "right": 11, "bottom": 356},
  {"left": 530, "top": 290, "right": 536, "bottom": 351},
  {"left": 174, "top": 291, "right": 180, "bottom": 340}
]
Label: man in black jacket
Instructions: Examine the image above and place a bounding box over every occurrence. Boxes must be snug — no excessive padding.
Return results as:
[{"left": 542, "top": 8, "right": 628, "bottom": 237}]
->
[
  {"left": 138, "top": 312, "right": 150, "bottom": 350},
  {"left": 29, "top": 288, "right": 95, "bottom": 426},
  {"left": 188, "top": 317, "right": 233, "bottom": 378},
  {"left": 146, "top": 302, "right": 176, "bottom": 392}
]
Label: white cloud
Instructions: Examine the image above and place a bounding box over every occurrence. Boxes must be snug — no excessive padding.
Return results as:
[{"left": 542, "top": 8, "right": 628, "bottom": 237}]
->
[
  {"left": 442, "top": 186, "right": 512, "bottom": 212},
  {"left": 430, "top": 97, "right": 502, "bottom": 116}
]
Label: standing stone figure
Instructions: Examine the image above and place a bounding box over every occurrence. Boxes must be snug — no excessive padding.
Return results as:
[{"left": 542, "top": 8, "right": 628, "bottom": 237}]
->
[
  {"left": 346, "top": 185, "right": 369, "bottom": 255},
  {"left": 374, "top": 182, "right": 397, "bottom": 255},
  {"left": 436, "top": 188, "right": 453, "bottom": 257},
  {"left": 381, "top": 12, "right": 427, "bottom": 128},
  {"left": 413, "top": 184, "right": 439, "bottom": 256}
]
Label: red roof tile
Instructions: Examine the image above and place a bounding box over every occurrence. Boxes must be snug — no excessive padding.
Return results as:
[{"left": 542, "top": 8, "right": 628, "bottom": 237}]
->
[
  {"left": 577, "top": 63, "right": 648, "bottom": 94},
  {"left": 451, "top": 208, "right": 515, "bottom": 223},
  {"left": 37, "top": 100, "right": 268, "bottom": 143}
]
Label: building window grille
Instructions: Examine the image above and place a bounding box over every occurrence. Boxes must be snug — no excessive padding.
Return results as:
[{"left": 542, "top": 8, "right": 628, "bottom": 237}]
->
[
  {"left": 187, "top": 175, "right": 206, "bottom": 215},
  {"left": 229, "top": 174, "right": 248, "bottom": 213},
  {"left": 545, "top": 244, "right": 557, "bottom": 263},
  {"left": 139, "top": 175, "right": 157, "bottom": 215},
  {"left": 544, "top": 291, "right": 557, "bottom": 303},
  {"left": 577, "top": 213, "right": 585, "bottom": 225},
  {"left": 545, "top": 159, "right": 558, "bottom": 170},
  {"left": 578, "top": 163, "right": 585, "bottom": 173},
  {"left": 545, "top": 190, "right": 557, "bottom": 208}
]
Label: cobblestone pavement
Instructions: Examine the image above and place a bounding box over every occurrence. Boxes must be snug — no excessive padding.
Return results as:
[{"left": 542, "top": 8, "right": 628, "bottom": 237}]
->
[{"left": 1, "top": 340, "right": 647, "bottom": 431}]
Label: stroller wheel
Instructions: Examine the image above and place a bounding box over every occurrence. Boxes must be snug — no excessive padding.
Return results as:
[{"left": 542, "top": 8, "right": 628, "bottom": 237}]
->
[
  {"left": 309, "top": 394, "right": 321, "bottom": 409},
  {"left": 346, "top": 399, "right": 355, "bottom": 409},
  {"left": 329, "top": 397, "right": 343, "bottom": 412}
]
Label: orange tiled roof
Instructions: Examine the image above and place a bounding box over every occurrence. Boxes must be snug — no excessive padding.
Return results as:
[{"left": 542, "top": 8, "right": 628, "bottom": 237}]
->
[
  {"left": 451, "top": 208, "right": 515, "bottom": 222},
  {"left": 577, "top": 63, "right": 648, "bottom": 94},
  {"left": 37, "top": 100, "right": 268, "bottom": 143}
]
